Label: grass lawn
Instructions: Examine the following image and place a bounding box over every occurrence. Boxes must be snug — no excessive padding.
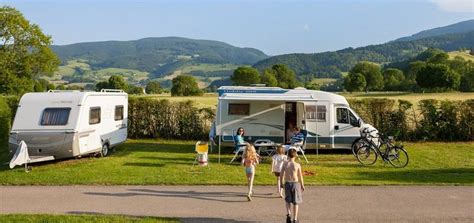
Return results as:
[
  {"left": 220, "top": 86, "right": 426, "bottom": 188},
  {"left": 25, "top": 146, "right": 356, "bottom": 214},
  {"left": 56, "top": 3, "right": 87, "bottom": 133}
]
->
[
  {"left": 0, "top": 214, "right": 177, "bottom": 223},
  {"left": 0, "top": 139, "right": 472, "bottom": 186}
]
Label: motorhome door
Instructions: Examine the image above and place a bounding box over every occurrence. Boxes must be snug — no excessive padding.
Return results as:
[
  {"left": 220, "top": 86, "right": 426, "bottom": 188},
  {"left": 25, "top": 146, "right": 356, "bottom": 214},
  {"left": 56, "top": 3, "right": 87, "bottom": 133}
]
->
[{"left": 333, "top": 106, "right": 360, "bottom": 149}]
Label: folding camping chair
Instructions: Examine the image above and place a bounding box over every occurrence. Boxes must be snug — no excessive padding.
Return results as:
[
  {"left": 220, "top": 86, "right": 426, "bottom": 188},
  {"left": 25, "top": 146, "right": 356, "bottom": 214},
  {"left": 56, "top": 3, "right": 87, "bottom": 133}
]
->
[
  {"left": 193, "top": 141, "right": 210, "bottom": 167},
  {"left": 287, "top": 129, "right": 309, "bottom": 163},
  {"left": 229, "top": 135, "right": 247, "bottom": 164}
]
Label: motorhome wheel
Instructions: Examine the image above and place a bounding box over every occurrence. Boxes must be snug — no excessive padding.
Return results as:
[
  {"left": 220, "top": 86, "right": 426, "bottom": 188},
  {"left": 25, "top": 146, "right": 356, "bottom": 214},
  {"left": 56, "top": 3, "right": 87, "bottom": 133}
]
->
[{"left": 101, "top": 143, "right": 109, "bottom": 157}]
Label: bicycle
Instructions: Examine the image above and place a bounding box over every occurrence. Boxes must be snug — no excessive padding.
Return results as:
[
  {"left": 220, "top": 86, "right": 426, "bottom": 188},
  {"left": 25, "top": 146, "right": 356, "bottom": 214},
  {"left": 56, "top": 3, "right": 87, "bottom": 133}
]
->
[{"left": 355, "top": 128, "right": 409, "bottom": 168}]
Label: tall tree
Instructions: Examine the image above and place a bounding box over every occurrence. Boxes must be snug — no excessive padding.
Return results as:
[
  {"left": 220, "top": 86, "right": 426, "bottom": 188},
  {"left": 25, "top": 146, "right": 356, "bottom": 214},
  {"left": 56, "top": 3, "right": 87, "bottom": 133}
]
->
[
  {"left": 349, "top": 62, "right": 383, "bottom": 92},
  {"left": 383, "top": 68, "right": 405, "bottom": 91},
  {"left": 108, "top": 75, "right": 128, "bottom": 91},
  {"left": 260, "top": 69, "right": 278, "bottom": 87},
  {"left": 269, "top": 64, "right": 299, "bottom": 89},
  {"left": 416, "top": 63, "right": 460, "bottom": 90},
  {"left": 344, "top": 73, "right": 366, "bottom": 93},
  {"left": 145, "top": 81, "right": 162, "bottom": 94},
  {"left": 0, "top": 6, "right": 60, "bottom": 95},
  {"left": 171, "top": 75, "right": 202, "bottom": 96},
  {"left": 230, "top": 67, "right": 260, "bottom": 86}
]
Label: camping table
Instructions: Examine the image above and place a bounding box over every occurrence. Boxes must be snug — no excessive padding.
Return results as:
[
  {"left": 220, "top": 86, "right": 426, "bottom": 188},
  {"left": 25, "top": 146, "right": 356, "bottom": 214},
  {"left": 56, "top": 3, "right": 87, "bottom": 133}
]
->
[{"left": 254, "top": 139, "right": 280, "bottom": 162}]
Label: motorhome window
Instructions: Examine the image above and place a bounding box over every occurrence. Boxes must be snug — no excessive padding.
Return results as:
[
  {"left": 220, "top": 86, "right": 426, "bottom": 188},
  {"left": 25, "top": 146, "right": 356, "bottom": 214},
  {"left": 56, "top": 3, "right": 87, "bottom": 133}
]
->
[
  {"left": 305, "top": 105, "right": 317, "bottom": 121},
  {"left": 115, "top": 105, "right": 124, "bottom": 121},
  {"left": 336, "top": 108, "right": 349, "bottom": 124},
  {"left": 316, "top": 105, "right": 327, "bottom": 122},
  {"left": 41, "top": 108, "right": 71, "bottom": 125},
  {"left": 349, "top": 110, "right": 358, "bottom": 126},
  {"left": 228, "top": 104, "right": 249, "bottom": 115},
  {"left": 89, "top": 107, "right": 101, "bottom": 124}
]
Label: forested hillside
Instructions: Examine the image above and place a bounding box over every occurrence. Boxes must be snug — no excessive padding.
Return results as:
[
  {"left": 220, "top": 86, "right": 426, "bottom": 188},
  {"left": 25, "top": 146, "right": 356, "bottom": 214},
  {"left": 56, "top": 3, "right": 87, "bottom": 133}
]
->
[
  {"left": 395, "top": 19, "right": 474, "bottom": 42},
  {"left": 253, "top": 31, "right": 474, "bottom": 78},
  {"left": 52, "top": 37, "right": 268, "bottom": 74}
]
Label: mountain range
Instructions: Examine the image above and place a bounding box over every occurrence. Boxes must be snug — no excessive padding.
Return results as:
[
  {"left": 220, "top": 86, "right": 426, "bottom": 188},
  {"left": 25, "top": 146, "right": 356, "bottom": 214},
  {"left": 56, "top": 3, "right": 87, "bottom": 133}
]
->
[{"left": 50, "top": 19, "right": 474, "bottom": 87}]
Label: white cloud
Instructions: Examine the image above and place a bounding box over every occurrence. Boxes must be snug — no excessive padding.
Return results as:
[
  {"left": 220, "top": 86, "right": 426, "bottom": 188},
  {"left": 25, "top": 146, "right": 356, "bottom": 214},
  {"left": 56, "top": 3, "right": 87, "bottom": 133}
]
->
[
  {"left": 303, "top": 24, "right": 311, "bottom": 31},
  {"left": 431, "top": 0, "right": 474, "bottom": 13}
]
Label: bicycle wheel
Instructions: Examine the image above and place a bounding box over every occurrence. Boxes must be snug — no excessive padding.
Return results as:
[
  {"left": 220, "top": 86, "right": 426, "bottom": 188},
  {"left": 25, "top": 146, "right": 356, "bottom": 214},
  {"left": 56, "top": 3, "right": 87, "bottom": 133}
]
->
[
  {"left": 356, "top": 145, "right": 378, "bottom": 166},
  {"left": 387, "top": 146, "right": 409, "bottom": 168},
  {"left": 351, "top": 137, "right": 365, "bottom": 157}
]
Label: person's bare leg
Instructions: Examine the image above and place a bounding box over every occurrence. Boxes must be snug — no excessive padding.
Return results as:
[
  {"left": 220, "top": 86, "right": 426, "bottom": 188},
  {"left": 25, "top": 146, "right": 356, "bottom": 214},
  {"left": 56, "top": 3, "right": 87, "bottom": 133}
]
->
[
  {"left": 246, "top": 174, "right": 252, "bottom": 201},
  {"left": 249, "top": 172, "right": 255, "bottom": 195},
  {"left": 286, "top": 202, "right": 291, "bottom": 215},
  {"left": 293, "top": 204, "right": 299, "bottom": 221}
]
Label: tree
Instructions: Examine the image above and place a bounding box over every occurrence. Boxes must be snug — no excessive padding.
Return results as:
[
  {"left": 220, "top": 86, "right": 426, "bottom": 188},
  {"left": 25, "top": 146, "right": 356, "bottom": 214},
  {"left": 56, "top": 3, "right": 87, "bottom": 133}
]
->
[
  {"left": 145, "top": 81, "right": 162, "bottom": 94},
  {"left": 460, "top": 68, "right": 474, "bottom": 92},
  {"left": 127, "top": 85, "right": 144, "bottom": 95},
  {"left": 269, "top": 64, "right": 299, "bottom": 89},
  {"left": 108, "top": 75, "right": 128, "bottom": 91},
  {"left": 344, "top": 73, "right": 366, "bottom": 93},
  {"left": 416, "top": 63, "right": 460, "bottom": 90},
  {"left": 349, "top": 62, "right": 383, "bottom": 92},
  {"left": 230, "top": 67, "right": 260, "bottom": 86},
  {"left": 260, "top": 69, "right": 278, "bottom": 87},
  {"left": 95, "top": 81, "right": 109, "bottom": 92},
  {"left": 383, "top": 68, "right": 405, "bottom": 91},
  {"left": 0, "top": 6, "right": 60, "bottom": 95},
  {"left": 171, "top": 75, "right": 202, "bottom": 96}
]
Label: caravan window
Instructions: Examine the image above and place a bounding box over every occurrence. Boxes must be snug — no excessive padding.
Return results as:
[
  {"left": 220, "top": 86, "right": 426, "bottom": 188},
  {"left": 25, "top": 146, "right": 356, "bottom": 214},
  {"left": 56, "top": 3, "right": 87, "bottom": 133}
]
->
[
  {"left": 228, "top": 104, "right": 249, "bottom": 115},
  {"left": 305, "top": 105, "right": 316, "bottom": 120},
  {"left": 41, "top": 108, "right": 71, "bottom": 126},
  {"left": 89, "top": 107, "right": 101, "bottom": 125},
  {"left": 115, "top": 105, "right": 124, "bottom": 121}
]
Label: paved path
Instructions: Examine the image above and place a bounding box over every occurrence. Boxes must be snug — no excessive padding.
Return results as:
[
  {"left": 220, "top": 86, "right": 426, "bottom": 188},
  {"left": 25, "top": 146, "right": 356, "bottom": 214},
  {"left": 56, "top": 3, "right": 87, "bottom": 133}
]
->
[{"left": 0, "top": 186, "right": 473, "bottom": 222}]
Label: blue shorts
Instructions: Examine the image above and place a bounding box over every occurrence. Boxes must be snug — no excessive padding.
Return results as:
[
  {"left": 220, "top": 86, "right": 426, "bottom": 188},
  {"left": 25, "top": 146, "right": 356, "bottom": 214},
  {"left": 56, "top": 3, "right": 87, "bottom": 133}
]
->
[{"left": 245, "top": 166, "right": 254, "bottom": 174}]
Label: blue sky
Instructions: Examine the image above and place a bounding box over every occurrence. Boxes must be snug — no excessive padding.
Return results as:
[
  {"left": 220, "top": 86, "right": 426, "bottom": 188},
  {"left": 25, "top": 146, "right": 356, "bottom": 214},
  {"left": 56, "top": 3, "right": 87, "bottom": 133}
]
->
[{"left": 2, "top": 0, "right": 473, "bottom": 55}]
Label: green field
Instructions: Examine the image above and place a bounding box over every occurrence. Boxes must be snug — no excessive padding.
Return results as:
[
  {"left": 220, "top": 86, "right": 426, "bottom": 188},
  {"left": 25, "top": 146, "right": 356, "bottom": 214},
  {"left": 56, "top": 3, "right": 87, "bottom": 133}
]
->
[
  {"left": 448, "top": 50, "right": 474, "bottom": 61},
  {"left": 180, "top": 63, "right": 239, "bottom": 73},
  {"left": 52, "top": 60, "right": 150, "bottom": 84},
  {"left": 1, "top": 140, "right": 472, "bottom": 185},
  {"left": 0, "top": 214, "right": 177, "bottom": 223},
  {"left": 143, "top": 92, "right": 474, "bottom": 109}
]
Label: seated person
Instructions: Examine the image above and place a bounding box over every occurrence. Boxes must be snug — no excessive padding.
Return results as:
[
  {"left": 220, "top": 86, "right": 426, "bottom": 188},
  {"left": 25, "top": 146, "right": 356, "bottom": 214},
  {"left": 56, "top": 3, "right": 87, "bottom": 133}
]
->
[
  {"left": 286, "top": 122, "right": 296, "bottom": 144},
  {"left": 234, "top": 127, "right": 248, "bottom": 153},
  {"left": 290, "top": 127, "right": 305, "bottom": 146}
]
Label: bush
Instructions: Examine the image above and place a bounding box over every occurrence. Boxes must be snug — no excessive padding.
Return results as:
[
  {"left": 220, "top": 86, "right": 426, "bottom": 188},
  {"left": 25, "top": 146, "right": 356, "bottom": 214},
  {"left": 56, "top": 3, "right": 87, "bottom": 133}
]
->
[{"left": 0, "top": 97, "right": 12, "bottom": 159}]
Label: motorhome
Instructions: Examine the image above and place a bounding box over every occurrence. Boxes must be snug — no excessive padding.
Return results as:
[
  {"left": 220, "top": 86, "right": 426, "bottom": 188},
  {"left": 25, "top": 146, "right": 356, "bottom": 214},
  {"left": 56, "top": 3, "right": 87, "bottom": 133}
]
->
[
  {"left": 8, "top": 90, "right": 128, "bottom": 162},
  {"left": 215, "top": 86, "right": 375, "bottom": 150}
]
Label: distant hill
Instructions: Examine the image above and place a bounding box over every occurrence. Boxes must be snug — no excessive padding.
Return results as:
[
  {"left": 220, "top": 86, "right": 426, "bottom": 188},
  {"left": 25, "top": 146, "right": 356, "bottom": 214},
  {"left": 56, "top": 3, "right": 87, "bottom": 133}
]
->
[
  {"left": 395, "top": 20, "right": 474, "bottom": 42},
  {"left": 253, "top": 26, "right": 474, "bottom": 78},
  {"left": 52, "top": 37, "right": 268, "bottom": 74}
]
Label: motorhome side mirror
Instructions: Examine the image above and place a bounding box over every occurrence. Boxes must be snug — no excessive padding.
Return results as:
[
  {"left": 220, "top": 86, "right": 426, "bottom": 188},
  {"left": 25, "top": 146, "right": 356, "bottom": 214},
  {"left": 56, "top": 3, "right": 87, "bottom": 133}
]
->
[{"left": 356, "top": 119, "right": 361, "bottom": 127}]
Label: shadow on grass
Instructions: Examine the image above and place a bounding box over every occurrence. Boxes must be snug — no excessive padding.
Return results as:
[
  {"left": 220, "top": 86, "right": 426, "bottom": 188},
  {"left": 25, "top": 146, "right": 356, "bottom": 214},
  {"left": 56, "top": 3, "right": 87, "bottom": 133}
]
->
[
  {"left": 83, "top": 188, "right": 262, "bottom": 203},
  {"left": 352, "top": 167, "right": 474, "bottom": 184},
  {"left": 123, "top": 162, "right": 166, "bottom": 167},
  {"left": 114, "top": 142, "right": 195, "bottom": 156}
]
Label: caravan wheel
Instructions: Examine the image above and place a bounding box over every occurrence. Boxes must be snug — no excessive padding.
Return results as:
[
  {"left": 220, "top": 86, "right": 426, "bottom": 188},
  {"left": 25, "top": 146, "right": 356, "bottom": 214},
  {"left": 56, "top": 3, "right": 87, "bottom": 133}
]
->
[{"left": 101, "top": 143, "right": 109, "bottom": 157}]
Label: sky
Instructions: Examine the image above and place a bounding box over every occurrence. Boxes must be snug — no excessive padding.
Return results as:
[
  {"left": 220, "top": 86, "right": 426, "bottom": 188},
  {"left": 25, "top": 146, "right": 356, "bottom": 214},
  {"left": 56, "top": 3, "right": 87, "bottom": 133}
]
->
[{"left": 1, "top": 0, "right": 473, "bottom": 55}]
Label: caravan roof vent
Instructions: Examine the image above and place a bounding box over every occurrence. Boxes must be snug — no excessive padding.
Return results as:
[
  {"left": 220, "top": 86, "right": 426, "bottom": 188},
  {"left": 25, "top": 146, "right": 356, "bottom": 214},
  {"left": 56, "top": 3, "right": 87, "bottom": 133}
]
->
[
  {"left": 100, "top": 89, "right": 124, "bottom": 93},
  {"left": 294, "top": 87, "right": 307, "bottom": 90},
  {"left": 47, "top": 90, "right": 80, "bottom": 93},
  {"left": 250, "top": 84, "right": 266, "bottom": 87}
]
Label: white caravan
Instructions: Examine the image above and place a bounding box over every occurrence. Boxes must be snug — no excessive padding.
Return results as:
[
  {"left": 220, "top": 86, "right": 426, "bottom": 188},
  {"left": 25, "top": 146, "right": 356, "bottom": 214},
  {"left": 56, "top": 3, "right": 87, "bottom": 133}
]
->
[
  {"left": 8, "top": 90, "right": 128, "bottom": 162},
  {"left": 215, "top": 86, "right": 374, "bottom": 150}
]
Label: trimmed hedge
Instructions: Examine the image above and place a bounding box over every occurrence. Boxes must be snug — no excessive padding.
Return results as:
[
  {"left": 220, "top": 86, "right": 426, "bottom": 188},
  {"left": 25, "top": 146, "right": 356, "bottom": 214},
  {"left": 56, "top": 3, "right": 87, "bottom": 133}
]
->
[
  {"left": 348, "top": 98, "right": 474, "bottom": 141},
  {"left": 1, "top": 96, "right": 472, "bottom": 142},
  {"left": 128, "top": 97, "right": 214, "bottom": 140}
]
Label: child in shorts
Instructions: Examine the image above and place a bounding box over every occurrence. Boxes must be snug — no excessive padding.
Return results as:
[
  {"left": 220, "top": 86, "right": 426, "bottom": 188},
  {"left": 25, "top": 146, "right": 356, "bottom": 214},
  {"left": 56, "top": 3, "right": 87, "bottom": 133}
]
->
[
  {"left": 242, "top": 144, "right": 259, "bottom": 201},
  {"left": 280, "top": 148, "right": 305, "bottom": 223},
  {"left": 271, "top": 145, "right": 288, "bottom": 197}
]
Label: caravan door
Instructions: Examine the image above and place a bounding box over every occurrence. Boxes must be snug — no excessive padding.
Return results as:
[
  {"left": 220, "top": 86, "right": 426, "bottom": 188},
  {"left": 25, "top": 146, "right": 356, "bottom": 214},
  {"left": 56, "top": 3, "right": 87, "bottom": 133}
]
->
[{"left": 333, "top": 106, "right": 360, "bottom": 149}]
